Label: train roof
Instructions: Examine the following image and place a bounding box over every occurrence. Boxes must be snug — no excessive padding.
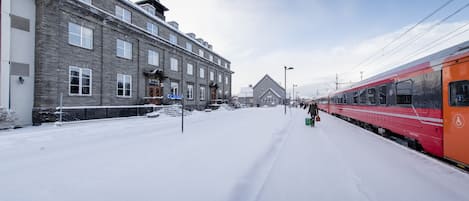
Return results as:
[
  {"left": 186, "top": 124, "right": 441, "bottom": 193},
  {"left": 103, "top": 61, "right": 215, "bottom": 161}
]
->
[{"left": 335, "top": 40, "right": 469, "bottom": 95}]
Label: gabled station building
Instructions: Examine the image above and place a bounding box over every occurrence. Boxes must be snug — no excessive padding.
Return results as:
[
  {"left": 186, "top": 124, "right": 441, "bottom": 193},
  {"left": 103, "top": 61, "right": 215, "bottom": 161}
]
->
[{"left": 2, "top": 0, "right": 234, "bottom": 126}]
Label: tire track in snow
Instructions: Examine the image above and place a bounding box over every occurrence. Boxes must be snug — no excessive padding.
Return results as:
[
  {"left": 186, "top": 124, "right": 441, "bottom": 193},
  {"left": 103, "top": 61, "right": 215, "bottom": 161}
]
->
[{"left": 227, "top": 113, "right": 294, "bottom": 201}]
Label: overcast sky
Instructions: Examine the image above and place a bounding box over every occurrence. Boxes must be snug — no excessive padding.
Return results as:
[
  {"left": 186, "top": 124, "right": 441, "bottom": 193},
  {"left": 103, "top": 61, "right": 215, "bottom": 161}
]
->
[{"left": 137, "top": 0, "right": 469, "bottom": 96}]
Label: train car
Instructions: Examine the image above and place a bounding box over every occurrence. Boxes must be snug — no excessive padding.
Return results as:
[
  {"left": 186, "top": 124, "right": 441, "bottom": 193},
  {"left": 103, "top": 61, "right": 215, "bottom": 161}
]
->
[{"left": 321, "top": 41, "right": 469, "bottom": 168}]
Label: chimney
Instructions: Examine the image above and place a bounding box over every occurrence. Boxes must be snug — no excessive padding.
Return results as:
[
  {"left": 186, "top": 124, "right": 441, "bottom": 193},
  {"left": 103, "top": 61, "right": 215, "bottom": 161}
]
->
[
  {"left": 208, "top": 44, "right": 213, "bottom": 50},
  {"left": 203, "top": 41, "right": 209, "bottom": 47},
  {"left": 168, "top": 21, "right": 179, "bottom": 30},
  {"left": 186, "top": 33, "right": 196, "bottom": 39}
]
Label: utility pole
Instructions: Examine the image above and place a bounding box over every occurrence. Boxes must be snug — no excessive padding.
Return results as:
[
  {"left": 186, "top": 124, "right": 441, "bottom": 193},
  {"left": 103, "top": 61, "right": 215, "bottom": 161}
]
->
[{"left": 360, "top": 71, "right": 364, "bottom": 81}]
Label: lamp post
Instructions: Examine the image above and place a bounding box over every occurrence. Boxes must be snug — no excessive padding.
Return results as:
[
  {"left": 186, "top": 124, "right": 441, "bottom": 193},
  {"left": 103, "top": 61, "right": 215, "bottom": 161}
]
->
[{"left": 284, "top": 66, "right": 294, "bottom": 115}]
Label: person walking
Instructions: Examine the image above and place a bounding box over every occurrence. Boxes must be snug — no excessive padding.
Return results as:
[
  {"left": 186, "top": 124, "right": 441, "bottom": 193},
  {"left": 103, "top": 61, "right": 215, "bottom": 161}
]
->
[{"left": 308, "top": 102, "right": 319, "bottom": 127}]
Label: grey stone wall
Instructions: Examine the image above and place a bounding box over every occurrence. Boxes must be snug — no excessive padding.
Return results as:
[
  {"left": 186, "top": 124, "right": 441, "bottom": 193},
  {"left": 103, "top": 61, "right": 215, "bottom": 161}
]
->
[{"left": 33, "top": 0, "right": 232, "bottom": 123}]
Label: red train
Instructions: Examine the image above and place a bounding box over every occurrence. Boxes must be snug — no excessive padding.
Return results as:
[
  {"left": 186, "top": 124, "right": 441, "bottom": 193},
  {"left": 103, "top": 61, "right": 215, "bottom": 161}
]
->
[{"left": 317, "top": 41, "right": 469, "bottom": 168}]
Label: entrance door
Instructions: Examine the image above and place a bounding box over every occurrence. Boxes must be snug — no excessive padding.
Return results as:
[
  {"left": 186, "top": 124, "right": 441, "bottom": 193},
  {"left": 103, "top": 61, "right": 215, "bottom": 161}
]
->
[
  {"left": 210, "top": 88, "right": 217, "bottom": 101},
  {"left": 148, "top": 86, "right": 162, "bottom": 105},
  {"left": 442, "top": 54, "right": 469, "bottom": 166}
]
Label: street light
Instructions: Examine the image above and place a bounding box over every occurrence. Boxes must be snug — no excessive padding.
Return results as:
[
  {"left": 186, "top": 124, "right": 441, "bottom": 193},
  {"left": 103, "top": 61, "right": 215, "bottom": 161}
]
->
[{"left": 284, "top": 66, "right": 294, "bottom": 115}]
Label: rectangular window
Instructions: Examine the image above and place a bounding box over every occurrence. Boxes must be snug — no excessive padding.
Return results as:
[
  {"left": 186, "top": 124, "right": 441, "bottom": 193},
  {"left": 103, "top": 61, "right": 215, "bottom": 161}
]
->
[
  {"left": 218, "top": 74, "right": 222, "bottom": 83},
  {"left": 141, "top": 4, "right": 155, "bottom": 15},
  {"left": 396, "top": 80, "right": 413, "bottom": 105},
  {"left": 117, "top": 39, "right": 132, "bottom": 59},
  {"left": 225, "top": 76, "right": 229, "bottom": 85},
  {"left": 224, "top": 63, "right": 228, "bottom": 68},
  {"left": 187, "top": 63, "right": 193, "bottom": 75},
  {"left": 115, "top": 5, "right": 131, "bottom": 23},
  {"left": 217, "top": 58, "right": 221, "bottom": 66},
  {"left": 353, "top": 92, "right": 359, "bottom": 104},
  {"left": 359, "top": 90, "right": 367, "bottom": 104},
  {"left": 186, "top": 42, "right": 192, "bottom": 52},
  {"left": 170, "top": 58, "right": 178, "bottom": 71},
  {"left": 450, "top": 80, "right": 469, "bottom": 106},
  {"left": 379, "top": 86, "right": 387, "bottom": 105},
  {"left": 200, "top": 86, "right": 206, "bottom": 100},
  {"left": 146, "top": 22, "right": 158, "bottom": 35},
  {"left": 68, "top": 22, "right": 93, "bottom": 49},
  {"left": 210, "top": 71, "right": 214, "bottom": 81},
  {"left": 199, "top": 49, "right": 204, "bottom": 57},
  {"left": 148, "top": 50, "right": 159, "bottom": 66},
  {"left": 200, "top": 68, "right": 205, "bottom": 79},
  {"left": 69, "top": 66, "right": 91, "bottom": 96},
  {"left": 169, "top": 34, "right": 177, "bottom": 44},
  {"left": 187, "top": 84, "right": 194, "bottom": 100},
  {"left": 117, "top": 74, "right": 131, "bottom": 97},
  {"left": 209, "top": 54, "right": 213, "bottom": 62},
  {"left": 171, "top": 82, "right": 179, "bottom": 96},
  {"left": 367, "top": 88, "right": 377, "bottom": 105}
]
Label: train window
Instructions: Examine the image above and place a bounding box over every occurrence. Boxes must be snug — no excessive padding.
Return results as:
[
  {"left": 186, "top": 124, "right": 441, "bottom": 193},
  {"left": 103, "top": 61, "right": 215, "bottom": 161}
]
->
[
  {"left": 379, "top": 86, "right": 387, "bottom": 105},
  {"left": 450, "top": 80, "right": 469, "bottom": 106},
  {"left": 367, "top": 88, "right": 377, "bottom": 104},
  {"left": 343, "top": 94, "right": 347, "bottom": 104},
  {"left": 396, "top": 80, "right": 413, "bottom": 105},
  {"left": 359, "top": 90, "right": 367, "bottom": 104},
  {"left": 353, "top": 92, "right": 359, "bottom": 104}
]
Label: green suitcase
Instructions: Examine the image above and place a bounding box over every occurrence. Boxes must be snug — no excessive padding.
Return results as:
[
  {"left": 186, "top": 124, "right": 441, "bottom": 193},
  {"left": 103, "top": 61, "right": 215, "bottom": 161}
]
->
[{"left": 305, "top": 118, "right": 312, "bottom": 126}]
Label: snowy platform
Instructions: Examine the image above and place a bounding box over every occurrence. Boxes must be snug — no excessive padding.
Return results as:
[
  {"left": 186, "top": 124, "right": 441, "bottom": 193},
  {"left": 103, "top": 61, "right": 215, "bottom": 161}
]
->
[{"left": 0, "top": 107, "right": 468, "bottom": 201}]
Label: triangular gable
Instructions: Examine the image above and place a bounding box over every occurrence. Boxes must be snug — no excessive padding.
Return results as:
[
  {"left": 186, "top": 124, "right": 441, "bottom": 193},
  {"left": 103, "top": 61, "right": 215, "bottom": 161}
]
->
[
  {"left": 260, "top": 88, "right": 282, "bottom": 99},
  {"left": 253, "top": 74, "right": 285, "bottom": 91}
]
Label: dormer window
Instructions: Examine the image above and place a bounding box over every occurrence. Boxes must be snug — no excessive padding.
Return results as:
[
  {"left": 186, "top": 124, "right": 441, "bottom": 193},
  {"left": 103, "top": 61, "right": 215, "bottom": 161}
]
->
[{"left": 141, "top": 4, "right": 156, "bottom": 16}]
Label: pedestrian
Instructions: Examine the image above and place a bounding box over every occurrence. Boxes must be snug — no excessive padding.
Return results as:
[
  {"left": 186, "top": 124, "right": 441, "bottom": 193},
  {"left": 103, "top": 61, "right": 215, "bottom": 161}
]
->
[{"left": 308, "top": 102, "right": 319, "bottom": 127}]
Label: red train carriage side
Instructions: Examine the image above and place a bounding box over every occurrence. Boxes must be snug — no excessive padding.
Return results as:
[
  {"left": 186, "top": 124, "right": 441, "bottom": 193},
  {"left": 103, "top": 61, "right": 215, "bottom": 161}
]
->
[{"left": 318, "top": 41, "right": 469, "bottom": 167}]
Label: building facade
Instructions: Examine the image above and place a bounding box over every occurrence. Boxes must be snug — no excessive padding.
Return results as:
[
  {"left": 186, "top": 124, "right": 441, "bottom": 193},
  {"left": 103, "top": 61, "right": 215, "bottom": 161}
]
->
[
  {"left": 33, "top": 0, "right": 233, "bottom": 124},
  {"left": 1, "top": 0, "right": 36, "bottom": 127},
  {"left": 253, "top": 75, "right": 286, "bottom": 107}
]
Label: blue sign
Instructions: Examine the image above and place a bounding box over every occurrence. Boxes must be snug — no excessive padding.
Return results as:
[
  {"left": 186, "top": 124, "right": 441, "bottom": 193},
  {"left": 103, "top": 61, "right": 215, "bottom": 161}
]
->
[{"left": 167, "top": 94, "right": 183, "bottom": 100}]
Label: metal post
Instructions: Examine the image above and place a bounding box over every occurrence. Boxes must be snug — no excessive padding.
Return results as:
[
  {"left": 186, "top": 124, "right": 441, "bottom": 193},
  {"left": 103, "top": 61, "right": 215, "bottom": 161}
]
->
[
  {"left": 57, "top": 92, "right": 63, "bottom": 126},
  {"left": 284, "top": 67, "right": 287, "bottom": 115}
]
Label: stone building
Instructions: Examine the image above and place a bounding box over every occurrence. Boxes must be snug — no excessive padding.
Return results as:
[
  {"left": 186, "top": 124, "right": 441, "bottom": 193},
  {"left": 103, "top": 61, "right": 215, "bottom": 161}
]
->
[
  {"left": 33, "top": 0, "right": 233, "bottom": 124},
  {"left": 253, "top": 75, "right": 286, "bottom": 107}
]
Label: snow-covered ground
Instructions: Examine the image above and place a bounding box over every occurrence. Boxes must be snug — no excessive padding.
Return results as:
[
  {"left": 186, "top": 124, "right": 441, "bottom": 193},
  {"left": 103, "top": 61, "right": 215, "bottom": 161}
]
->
[{"left": 0, "top": 107, "right": 468, "bottom": 201}]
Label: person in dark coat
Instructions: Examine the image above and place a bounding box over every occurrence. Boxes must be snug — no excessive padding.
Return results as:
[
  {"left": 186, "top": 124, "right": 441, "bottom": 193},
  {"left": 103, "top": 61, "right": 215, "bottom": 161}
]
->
[{"left": 308, "top": 102, "right": 319, "bottom": 127}]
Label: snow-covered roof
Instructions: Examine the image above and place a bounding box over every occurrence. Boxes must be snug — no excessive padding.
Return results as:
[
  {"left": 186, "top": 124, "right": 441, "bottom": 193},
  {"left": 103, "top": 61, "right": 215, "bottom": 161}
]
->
[
  {"left": 238, "top": 87, "right": 253, "bottom": 97},
  {"left": 253, "top": 74, "right": 285, "bottom": 91}
]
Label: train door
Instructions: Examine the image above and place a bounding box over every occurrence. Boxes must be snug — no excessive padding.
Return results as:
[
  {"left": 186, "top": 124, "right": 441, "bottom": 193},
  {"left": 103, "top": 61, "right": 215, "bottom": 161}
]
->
[{"left": 442, "top": 55, "right": 469, "bottom": 167}]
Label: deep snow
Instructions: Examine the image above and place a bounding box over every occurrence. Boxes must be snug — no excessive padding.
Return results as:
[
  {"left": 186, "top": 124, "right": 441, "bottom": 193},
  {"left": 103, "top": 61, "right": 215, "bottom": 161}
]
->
[{"left": 0, "top": 107, "right": 468, "bottom": 201}]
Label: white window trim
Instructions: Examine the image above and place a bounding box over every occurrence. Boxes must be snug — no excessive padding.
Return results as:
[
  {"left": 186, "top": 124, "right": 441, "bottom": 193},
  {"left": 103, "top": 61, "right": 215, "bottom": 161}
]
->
[
  {"left": 68, "top": 22, "right": 93, "bottom": 49},
  {"left": 116, "top": 5, "right": 131, "bottom": 23},
  {"left": 146, "top": 22, "right": 158, "bottom": 36},
  {"left": 187, "top": 63, "right": 194, "bottom": 75},
  {"left": 200, "top": 87, "right": 206, "bottom": 100},
  {"left": 69, "top": 66, "right": 92, "bottom": 96},
  {"left": 199, "top": 49, "right": 204, "bottom": 57},
  {"left": 170, "top": 57, "right": 179, "bottom": 71},
  {"left": 210, "top": 71, "right": 214, "bottom": 81},
  {"left": 187, "top": 84, "right": 194, "bottom": 100},
  {"left": 186, "top": 42, "right": 192, "bottom": 52},
  {"left": 148, "top": 50, "right": 159, "bottom": 66},
  {"left": 116, "top": 74, "right": 132, "bottom": 97},
  {"left": 225, "top": 76, "right": 229, "bottom": 85},
  {"left": 218, "top": 74, "right": 222, "bottom": 83},
  {"left": 169, "top": 34, "right": 177, "bottom": 45},
  {"left": 117, "top": 39, "right": 132, "bottom": 59},
  {"left": 171, "top": 82, "right": 179, "bottom": 96},
  {"left": 200, "top": 68, "right": 205, "bottom": 79}
]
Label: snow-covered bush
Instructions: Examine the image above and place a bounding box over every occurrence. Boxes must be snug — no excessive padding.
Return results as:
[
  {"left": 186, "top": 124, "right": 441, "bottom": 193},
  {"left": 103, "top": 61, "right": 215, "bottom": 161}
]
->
[{"left": 0, "top": 108, "right": 17, "bottom": 129}]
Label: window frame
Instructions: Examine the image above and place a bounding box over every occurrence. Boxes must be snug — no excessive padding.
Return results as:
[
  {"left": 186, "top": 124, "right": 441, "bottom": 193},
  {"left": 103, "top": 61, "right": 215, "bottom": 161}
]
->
[
  {"left": 69, "top": 66, "right": 92, "bottom": 96},
  {"left": 68, "top": 22, "right": 93, "bottom": 49},
  {"left": 146, "top": 22, "right": 158, "bottom": 36},
  {"left": 200, "top": 68, "right": 205, "bottom": 79},
  {"left": 449, "top": 80, "right": 469, "bottom": 107},
  {"left": 187, "top": 84, "right": 194, "bottom": 100},
  {"left": 187, "top": 63, "right": 194, "bottom": 75},
  {"left": 170, "top": 81, "right": 179, "bottom": 96},
  {"left": 115, "top": 5, "right": 131, "bottom": 23},
  {"left": 116, "top": 74, "right": 132, "bottom": 98},
  {"left": 396, "top": 79, "right": 413, "bottom": 105},
  {"left": 186, "top": 42, "right": 193, "bottom": 52},
  {"left": 170, "top": 57, "right": 179, "bottom": 71},
  {"left": 169, "top": 34, "right": 177, "bottom": 45},
  {"left": 200, "top": 86, "right": 206, "bottom": 100},
  {"left": 210, "top": 71, "right": 214, "bottom": 81},
  {"left": 116, "top": 39, "right": 132, "bottom": 59},
  {"left": 148, "top": 50, "right": 159, "bottom": 66}
]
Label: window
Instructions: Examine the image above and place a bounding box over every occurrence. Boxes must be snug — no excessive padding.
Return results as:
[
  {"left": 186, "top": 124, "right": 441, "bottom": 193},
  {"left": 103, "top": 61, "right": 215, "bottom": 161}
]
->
[
  {"left": 379, "top": 86, "right": 387, "bottom": 105},
  {"left": 171, "top": 82, "right": 179, "bottom": 96},
  {"left": 169, "top": 34, "right": 177, "bottom": 44},
  {"left": 210, "top": 71, "right": 214, "bottom": 81},
  {"left": 79, "top": 0, "right": 91, "bottom": 5},
  {"left": 146, "top": 22, "right": 158, "bottom": 35},
  {"left": 115, "top": 5, "right": 131, "bottom": 23},
  {"left": 187, "top": 63, "right": 193, "bottom": 75},
  {"left": 200, "top": 86, "right": 206, "bottom": 100},
  {"left": 199, "top": 49, "right": 204, "bottom": 57},
  {"left": 69, "top": 66, "right": 91, "bottom": 96},
  {"left": 187, "top": 84, "right": 194, "bottom": 100},
  {"left": 450, "top": 80, "right": 469, "bottom": 106},
  {"left": 396, "top": 80, "right": 413, "bottom": 105},
  {"left": 116, "top": 39, "right": 132, "bottom": 59},
  {"left": 225, "top": 76, "right": 229, "bottom": 85},
  {"left": 367, "top": 88, "right": 377, "bottom": 104},
  {"left": 359, "top": 90, "right": 367, "bottom": 104},
  {"left": 68, "top": 22, "right": 93, "bottom": 49},
  {"left": 141, "top": 4, "right": 155, "bottom": 15},
  {"left": 218, "top": 74, "right": 222, "bottom": 83},
  {"left": 224, "top": 63, "right": 228, "bottom": 68},
  {"left": 353, "top": 92, "right": 359, "bottom": 104},
  {"left": 148, "top": 50, "right": 159, "bottom": 66},
  {"left": 170, "top": 58, "right": 178, "bottom": 71},
  {"left": 200, "top": 68, "right": 205, "bottom": 79},
  {"left": 117, "top": 74, "right": 131, "bottom": 97},
  {"left": 209, "top": 54, "right": 213, "bottom": 62},
  {"left": 186, "top": 42, "right": 192, "bottom": 52},
  {"left": 217, "top": 58, "right": 221, "bottom": 66}
]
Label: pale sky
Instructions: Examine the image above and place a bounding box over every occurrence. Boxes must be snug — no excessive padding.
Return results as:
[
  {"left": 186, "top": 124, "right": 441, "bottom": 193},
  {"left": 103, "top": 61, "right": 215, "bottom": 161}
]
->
[{"left": 136, "top": 0, "right": 469, "bottom": 97}]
